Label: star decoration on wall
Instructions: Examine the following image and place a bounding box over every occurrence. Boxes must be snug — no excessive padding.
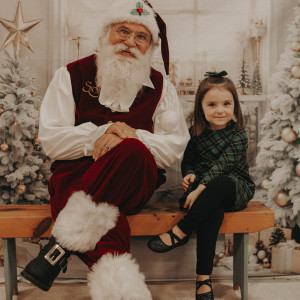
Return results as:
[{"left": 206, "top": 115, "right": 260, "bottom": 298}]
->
[{"left": 0, "top": 1, "right": 42, "bottom": 53}]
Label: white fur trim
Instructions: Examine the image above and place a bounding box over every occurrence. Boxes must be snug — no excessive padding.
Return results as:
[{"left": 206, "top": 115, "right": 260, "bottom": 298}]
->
[
  {"left": 52, "top": 191, "right": 119, "bottom": 252},
  {"left": 102, "top": 0, "right": 159, "bottom": 44},
  {"left": 88, "top": 253, "right": 152, "bottom": 300}
]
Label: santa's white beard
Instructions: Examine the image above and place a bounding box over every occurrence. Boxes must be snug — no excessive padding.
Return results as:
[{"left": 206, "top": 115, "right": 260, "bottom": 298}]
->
[{"left": 96, "top": 42, "right": 153, "bottom": 112}]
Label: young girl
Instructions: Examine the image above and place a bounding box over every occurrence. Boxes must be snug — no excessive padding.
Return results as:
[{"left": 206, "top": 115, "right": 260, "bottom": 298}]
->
[{"left": 148, "top": 71, "right": 255, "bottom": 300}]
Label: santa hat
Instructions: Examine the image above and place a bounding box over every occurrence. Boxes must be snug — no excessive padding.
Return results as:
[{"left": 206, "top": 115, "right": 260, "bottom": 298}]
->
[{"left": 102, "top": 0, "right": 169, "bottom": 74}]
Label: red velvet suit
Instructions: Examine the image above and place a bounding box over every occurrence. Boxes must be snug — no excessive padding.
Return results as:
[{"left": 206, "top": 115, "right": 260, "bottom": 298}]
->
[{"left": 48, "top": 55, "right": 164, "bottom": 268}]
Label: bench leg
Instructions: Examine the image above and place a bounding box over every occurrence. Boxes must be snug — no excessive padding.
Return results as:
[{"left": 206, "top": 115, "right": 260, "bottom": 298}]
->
[
  {"left": 233, "top": 233, "right": 248, "bottom": 300},
  {"left": 3, "top": 238, "right": 18, "bottom": 300}
]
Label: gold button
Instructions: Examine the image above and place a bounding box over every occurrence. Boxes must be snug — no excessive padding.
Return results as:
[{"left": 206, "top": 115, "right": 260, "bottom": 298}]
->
[{"left": 108, "top": 120, "right": 113, "bottom": 124}]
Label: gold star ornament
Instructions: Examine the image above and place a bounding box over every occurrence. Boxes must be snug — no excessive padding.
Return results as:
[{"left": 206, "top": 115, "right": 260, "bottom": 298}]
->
[{"left": 0, "top": 1, "right": 42, "bottom": 53}]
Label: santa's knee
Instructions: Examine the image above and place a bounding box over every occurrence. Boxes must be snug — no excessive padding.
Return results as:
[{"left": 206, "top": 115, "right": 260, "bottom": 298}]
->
[{"left": 118, "top": 138, "right": 154, "bottom": 167}]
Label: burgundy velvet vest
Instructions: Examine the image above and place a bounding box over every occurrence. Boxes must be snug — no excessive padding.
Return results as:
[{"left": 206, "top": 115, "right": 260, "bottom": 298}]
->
[{"left": 66, "top": 54, "right": 163, "bottom": 132}]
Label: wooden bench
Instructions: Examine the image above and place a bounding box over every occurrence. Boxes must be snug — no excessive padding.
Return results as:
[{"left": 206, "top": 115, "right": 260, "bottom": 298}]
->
[{"left": 0, "top": 201, "right": 274, "bottom": 300}]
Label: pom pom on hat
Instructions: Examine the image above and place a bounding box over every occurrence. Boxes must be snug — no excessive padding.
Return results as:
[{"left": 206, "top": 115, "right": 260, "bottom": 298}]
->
[{"left": 102, "top": 0, "right": 169, "bottom": 74}]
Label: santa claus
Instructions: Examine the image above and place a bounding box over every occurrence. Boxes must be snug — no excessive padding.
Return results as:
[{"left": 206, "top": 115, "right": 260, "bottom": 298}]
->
[{"left": 21, "top": 1, "right": 189, "bottom": 299}]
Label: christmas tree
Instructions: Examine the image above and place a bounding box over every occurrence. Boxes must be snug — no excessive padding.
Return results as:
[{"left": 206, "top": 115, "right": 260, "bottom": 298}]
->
[
  {"left": 237, "top": 42, "right": 252, "bottom": 95},
  {"left": 269, "top": 226, "right": 286, "bottom": 247},
  {"left": 251, "top": 61, "right": 262, "bottom": 95},
  {"left": 0, "top": 50, "right": 51, "bottom": 204},
  {"left": 254, "top": 4, "right": 300, "bottom": 227}
]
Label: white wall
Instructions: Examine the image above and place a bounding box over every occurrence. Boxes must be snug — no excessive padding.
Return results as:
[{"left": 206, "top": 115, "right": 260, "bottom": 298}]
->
[
  {"left": 0, "top": 0, "right": 297, "bottom": 97},
  {"left": 269, "top": 0, "right": 298, "bottom": 79},
  {"left": 0, "top": 0, "right": 50, "bottom": 96}
]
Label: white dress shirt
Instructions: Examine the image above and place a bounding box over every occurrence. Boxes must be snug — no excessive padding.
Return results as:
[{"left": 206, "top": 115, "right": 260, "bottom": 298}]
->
[{"left": 39, "top": 66, "right": 189, "bottom": 169}]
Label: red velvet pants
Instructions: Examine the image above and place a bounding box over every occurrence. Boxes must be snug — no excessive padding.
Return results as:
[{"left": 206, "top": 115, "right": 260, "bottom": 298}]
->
[{"left": 48, "top": 138, "right": 158, "bottom": 269}]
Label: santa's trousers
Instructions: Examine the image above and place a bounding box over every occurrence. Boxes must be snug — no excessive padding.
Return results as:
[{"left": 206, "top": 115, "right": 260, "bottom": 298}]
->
[{"left": 48, "top": 138, "right": 158, "bottom": 268}]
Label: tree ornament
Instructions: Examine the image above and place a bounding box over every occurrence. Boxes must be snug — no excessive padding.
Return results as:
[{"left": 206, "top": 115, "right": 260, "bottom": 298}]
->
[
  {"left": 248, "top": 254, "right": 258, "bottom": 264},
  {"left": 33, "top": 137, "right": 40, "bottom": 146},
  {"left": 269, "top": 100, "right": 280, "bottom": 112},
  {"left": 37, "top": 173, "right": 43, "bottom": 180},
  {"left": 257, "top": 249, "right": 266, "bottom": 260},
  {"left": 0, "top": 142, "right": 9, "bottom": 152},
  {"left": 281, "top": 126, "right": 297, "bottom": 143},
  {"left": 0, "top": 1, "right": 42, "bottom": 53},
  {"left": 15, "top": 183, "right": 26, "bottom": 195},
  {"left": 255, "top": 240, "right": 265, "bottom": 251},
  {"left": 274, "top": 190, "right": 289, "bottom": 207},
  {"left": 0, "top": 107, "right": 5, "bottom": 115},
  {"left": 291, "top": 65, "right": 300, "bottom": 79},
  {"left": 261, "top": 178, "right": 271, "bottom": 190},
  {"left": 295, "top": 162, "right": 300, "bottom": 176},
  {"left": 262, "top": 257, "right": 271, "bottom": 268},
  {"left": 291, "top": 41, "right": 300, "bottom": 52},
  {"left": 13, "top": 121, "right": 19, "bottom": 126}
]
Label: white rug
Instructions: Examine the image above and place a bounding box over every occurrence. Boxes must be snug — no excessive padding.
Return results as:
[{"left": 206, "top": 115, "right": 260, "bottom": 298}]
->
[{"left": 1, "top": 278, "right": 300, "bottom": 300}]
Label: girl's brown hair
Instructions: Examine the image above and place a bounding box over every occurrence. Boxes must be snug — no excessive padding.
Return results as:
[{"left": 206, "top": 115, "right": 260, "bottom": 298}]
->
[{"left": 192, "top": 76, "right": 244, "bottom": 136}]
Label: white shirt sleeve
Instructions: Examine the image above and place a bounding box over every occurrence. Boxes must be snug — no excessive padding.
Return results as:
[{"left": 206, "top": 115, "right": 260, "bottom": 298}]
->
[
  {"left": 39, "top": 69, "right": 189, "bottom": 167},
  {"left": 38, "top": 67, "right": 111, "bottom": 160},
  {"left": 135, "top": 79, "right": 190, "bottom": 169}
]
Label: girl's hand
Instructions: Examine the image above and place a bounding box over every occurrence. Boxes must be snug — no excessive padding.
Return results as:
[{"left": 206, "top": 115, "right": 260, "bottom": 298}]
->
[
  {"left": 184, "top": 184, "right": 206, "bottom": 209},
  {"left": 181, "top": 174, "right": 196, "bottom": 192}
]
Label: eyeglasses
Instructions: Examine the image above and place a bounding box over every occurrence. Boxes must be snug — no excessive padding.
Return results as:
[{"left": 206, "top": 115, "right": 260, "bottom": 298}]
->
[{"left": 113, "top": 26, "right": 151, "bottom": 45}]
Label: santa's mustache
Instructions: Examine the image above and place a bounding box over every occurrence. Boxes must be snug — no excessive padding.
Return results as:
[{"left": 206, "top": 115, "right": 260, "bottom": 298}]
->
[{"left": 112, "top": 43, "right": 143, "bottom": 60}]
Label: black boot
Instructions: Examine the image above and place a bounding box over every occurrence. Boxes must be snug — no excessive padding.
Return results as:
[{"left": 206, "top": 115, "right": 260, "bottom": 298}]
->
[{"left": 21, "top": 236, "right": 72, "bottom": 291}]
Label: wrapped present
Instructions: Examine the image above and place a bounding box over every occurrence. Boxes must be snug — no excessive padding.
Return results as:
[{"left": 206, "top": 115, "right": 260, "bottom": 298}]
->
[{"left": 271, "top": 240, "right": 300, "bottom": 274}]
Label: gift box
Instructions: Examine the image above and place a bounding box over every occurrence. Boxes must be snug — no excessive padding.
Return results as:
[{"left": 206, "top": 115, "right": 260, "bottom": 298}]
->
[{"left": 271, "top": 240, "right": 300, "bottom": 274}]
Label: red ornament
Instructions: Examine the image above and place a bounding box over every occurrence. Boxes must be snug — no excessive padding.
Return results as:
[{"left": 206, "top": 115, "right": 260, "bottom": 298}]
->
[{"left": 137, "top": 8, "right": 143, "bottom": 14}]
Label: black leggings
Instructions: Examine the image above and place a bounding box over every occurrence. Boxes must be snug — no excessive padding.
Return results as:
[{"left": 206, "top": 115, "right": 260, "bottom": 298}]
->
[{"left": 177, "top": 175, "right": 236, "bottom": 275}]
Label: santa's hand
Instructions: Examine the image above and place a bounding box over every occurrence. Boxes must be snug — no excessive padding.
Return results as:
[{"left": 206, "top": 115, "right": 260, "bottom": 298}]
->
[
  {"left": 93, "top": 133, "right": 123, "bottom": 160},
  {"left": 106, "top": 122, "right": 137, "bottom": 139},
  {"left": 181, "top": 174, "right": 196, "bottom": 192}
]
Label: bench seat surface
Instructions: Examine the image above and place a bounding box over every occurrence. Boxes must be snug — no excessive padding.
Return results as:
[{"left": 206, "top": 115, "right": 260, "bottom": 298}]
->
[{"left": 0, "top": 201, "right": 274, "bottom": 237}]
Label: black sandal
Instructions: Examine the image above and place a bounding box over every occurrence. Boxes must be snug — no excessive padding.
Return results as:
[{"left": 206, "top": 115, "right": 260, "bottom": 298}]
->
[
  {"left": 196, "top": 279, "right": 214, "bottom": 300},
  {"left": 147, "top": 229, "right": 190, "bottom": 253}
]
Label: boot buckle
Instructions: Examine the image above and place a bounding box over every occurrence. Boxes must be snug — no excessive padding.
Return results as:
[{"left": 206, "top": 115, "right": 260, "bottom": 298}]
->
[{"left": 44, "top": 244, "right": 65, "bottom": 266}]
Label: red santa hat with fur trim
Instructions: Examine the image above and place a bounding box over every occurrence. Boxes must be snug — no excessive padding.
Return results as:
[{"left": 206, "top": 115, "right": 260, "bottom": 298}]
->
[{"left": 102, "top": 0, "right": 169, "bottom": 74}]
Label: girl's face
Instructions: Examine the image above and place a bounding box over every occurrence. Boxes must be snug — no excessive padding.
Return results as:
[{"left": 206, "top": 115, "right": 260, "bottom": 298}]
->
[{"left": 201, "top": 87, "right": 234, "bottom": 130}]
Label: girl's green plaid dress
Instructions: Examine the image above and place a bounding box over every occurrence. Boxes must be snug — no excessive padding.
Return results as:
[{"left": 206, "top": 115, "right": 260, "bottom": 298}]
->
[{"left": 181, "top": 121, "right": 255, "bottom": 211}]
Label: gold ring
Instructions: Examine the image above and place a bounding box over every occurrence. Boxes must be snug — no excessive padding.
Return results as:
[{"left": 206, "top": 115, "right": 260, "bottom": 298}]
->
[{"left": 104, "top": 144, "right": 110, "bottom": 149}]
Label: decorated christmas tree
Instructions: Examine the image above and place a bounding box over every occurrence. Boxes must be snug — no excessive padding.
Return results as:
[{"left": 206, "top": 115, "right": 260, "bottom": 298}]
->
[
  {"left": 0, "top": 50, "right": 51, "bottom": 204},
  {"left": 255, "top": 4, "right": 300, "bottom": 227},
  {"left": 237, "top": 42, "right": 252, "bottom": 95}
]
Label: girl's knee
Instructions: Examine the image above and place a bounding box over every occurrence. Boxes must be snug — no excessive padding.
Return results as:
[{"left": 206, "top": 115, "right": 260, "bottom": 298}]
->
[{"left": 209, "top": 175, "right": 233, "bottom": 186}]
